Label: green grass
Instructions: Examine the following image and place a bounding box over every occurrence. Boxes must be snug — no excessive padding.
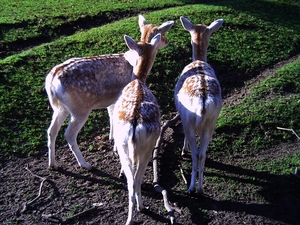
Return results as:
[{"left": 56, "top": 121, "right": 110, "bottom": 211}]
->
[
  {"left": 0, "top": 0, "right": 199, "bottom": 23},
  {"left": 256, "top": 151, "right": 300, "bottom": 175},
  {"left": 214, "top": 59, "right": 300, "bottom": 156},
  {"left": 0, "top": 0, "right": 200, "bottom": 56},
  {"left": 0, "top": 0, "right": 300, "bottom": 162}
]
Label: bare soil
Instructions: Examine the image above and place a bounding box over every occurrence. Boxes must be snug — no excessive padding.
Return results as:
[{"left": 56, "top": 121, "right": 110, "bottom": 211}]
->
[{"left": 1, "top": 54, "right": 300, "bottom": 225}]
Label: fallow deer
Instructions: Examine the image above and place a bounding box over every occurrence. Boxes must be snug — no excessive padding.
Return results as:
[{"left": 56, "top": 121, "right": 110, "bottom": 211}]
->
[
  {"left": 174, "top": 16, "right": 223, "bottom": 194},
  {"left": 45, "top": 15, "right": 173, "bottom": 170},
  {"left": 113, "top": 33, "right": 161, "bottom": 225}
]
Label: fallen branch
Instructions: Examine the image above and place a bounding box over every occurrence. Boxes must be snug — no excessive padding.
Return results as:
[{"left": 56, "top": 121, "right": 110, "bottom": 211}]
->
[
  {"left": 178, "top": 164, "right": 187, "bottom": 185},
  {"left": 20, "top": 165, "right": 48, "bottom": 213},
  {"left": 152, "top": 113, "right": 182, "bottom": 224},
  {"left": 277, "top": 127, "right": 300, "bottom": 180},
  {"left": 276, "top": 127, "right": 300, "bottom": 139},
  {"left": 42, "top": 205, "right": 100, "bottom": 224}
]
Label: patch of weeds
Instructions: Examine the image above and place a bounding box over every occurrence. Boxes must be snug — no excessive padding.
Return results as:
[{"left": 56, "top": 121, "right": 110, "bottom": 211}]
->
[
  {"left": 109, "top": 183, "right": 117, "bottom": 190},
  {"left": 72, "top": 203, "right": 82, "bottom": 213},
  {"left": 256, "top": 152, "right": 300, "bottom": 175},
  {"left": 26, "top": 194, "right": 34, "bottom": 201}
]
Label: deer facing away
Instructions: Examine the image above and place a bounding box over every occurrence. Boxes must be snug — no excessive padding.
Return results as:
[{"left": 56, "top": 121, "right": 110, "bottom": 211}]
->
[
  {"left": 113, "top": 33, "right": 162, "bottom": 225},
  {"left": 45, "top": 15, "right": 173, "bottom": 170},
  {"left": 174, "top": 16, "right": 223, "bottom": 194}
]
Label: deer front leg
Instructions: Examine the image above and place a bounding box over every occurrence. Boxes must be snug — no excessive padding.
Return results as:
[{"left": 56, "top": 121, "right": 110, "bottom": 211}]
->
[{"left": 107, "top": 104, "right": 115, "bottom": 140}]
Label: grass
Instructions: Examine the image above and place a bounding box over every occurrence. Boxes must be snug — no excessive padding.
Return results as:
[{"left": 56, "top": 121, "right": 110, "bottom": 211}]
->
[
  {"left": 0, "top": 0, "right": 200, "bottom": 57},
  {"left": 0, "top": 0, "right": 299, "bottom": 171},
  {"left": 257, "top": 152, "right": 300, "bottom": 175},
  {"left": 214, "top": 59, "right": 300, "bottom": 156}
]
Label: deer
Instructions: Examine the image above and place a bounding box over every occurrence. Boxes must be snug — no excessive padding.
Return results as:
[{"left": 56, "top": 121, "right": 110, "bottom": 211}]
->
[
  {"left": 112, "top": 33, "right": 162, "bottom": 225},
  {"left": 174, "top": 16, "right": 224, "bottom": 195},
  {"left": 45, "top": 15, "right": 174, "bottom": 171}
]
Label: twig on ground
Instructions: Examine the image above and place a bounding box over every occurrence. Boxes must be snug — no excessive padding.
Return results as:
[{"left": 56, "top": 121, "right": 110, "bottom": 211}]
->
[
  {"left": 42, "top": 204, "right": 100, "bottom": 224},
  {"left": 178, "top": 164, "right": 187, "bottom": 185},
  {"left": 152, "top": 113, "right": 182, "bottom": 225},
  {"left": 277, "top": 127, "right": 300, "bottom": 180},
  {"left": 62, "top": 205, "right": 98, "bottom": 224},
  {"left": 20, "top": 165, "right": 48, "bottom": 213},
  {"left": 41, "top": 213, "right": 62, "bottom": 223},
  {"left": 276, "top": 127, "right": 300, "bottom": 139}
]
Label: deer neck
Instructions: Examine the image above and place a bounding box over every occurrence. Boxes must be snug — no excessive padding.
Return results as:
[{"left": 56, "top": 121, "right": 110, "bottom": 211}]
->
[
  {"left": 140, "top": 24, "right": 157, "bottom": 42},
  {"left": 190, "top": 27, "right": 210, "bottom": 62},
  {"left": 191, "top": 41, "right": 208, "bottom": 62},
  {"left": 140, "top": 24, "right": 167, "bottom": 49},
  {"left": 132, "top": 55, "right": 156, "bottom": 84}
]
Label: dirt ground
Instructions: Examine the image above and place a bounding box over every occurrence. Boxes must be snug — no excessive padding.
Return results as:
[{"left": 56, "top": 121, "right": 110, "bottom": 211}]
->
[{"left": 1, "top": 53, "right": 300, "bottom": 225}]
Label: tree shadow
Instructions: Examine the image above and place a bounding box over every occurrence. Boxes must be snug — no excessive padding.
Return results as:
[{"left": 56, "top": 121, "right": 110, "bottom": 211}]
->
[
  {"left": 57, "top": 166, "right": 126, "bottom": 191},
  {"left": 0, "top": 0, "right": 203, "bottom": 59},
  {"left": 201, "top": 0, "right": 300, "bottom": 97},
  {"left": 151, "top": 119, "right": 300, "bottom": 224},
  {"left": 171, "top": 157, "right": 300, "bottom": 224}
]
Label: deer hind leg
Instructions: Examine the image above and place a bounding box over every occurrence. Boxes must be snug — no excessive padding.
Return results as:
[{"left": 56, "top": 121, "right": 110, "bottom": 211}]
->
[
  {"left": 117, "top": 143, "right": 135, "bottom": 225},
  {"left": 197, "top": 130, "right": 213, "bottom": 195},
  {"left": 47, "top": 107, "right": 69, "bottom": 170},
  {"left": 134, "top": 144, "right": 153, "bottom": 212},
  {"left": 64, "top": 113, "right": 92, "bottom": 170},
  {"left": 182, "top": 124, "right": 198, "bottom": 194}
]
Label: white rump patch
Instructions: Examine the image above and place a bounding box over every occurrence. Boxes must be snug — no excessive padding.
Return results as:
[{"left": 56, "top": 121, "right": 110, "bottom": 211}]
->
[{"left": 124, "top": 50, "right": 139, "bottom": 66}]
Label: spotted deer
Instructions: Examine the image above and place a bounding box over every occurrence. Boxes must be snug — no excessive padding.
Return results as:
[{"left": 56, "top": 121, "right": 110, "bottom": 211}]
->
[
  {"left": 113, "top": 33, "right": 161, "bottom": 225},
  {"left": 174, "top": 16, "right": 223, "bottom": 194},
  {"left": 45, "top": 15, "right": 173, "bottom": 170}
]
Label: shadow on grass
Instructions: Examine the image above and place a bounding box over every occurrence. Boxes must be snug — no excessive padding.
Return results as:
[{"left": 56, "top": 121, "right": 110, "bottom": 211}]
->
[
  {"left": 207, "top": 158, "right": 300, "bottom": 222},
  {"left": 153, "top": 121, "right": 300, "bottom": 224},
  {"left": 167, "top": 157, "right": 300, "bottom": 224},
  {"left": 0, "top": 0, "right": 203, "bottom": 59}
]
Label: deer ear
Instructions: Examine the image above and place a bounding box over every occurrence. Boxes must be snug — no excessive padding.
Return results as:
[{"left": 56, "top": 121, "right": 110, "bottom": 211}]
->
[
  {"left": 124, "top": 35, "right": 139, "bottom": 52},
  {"left": 124, "top": 49, "right": 139, "bottom": 66},
  {"left": 150, "top": 33, "right": 161, "bottom": 49},
  {"left": 157, "top": 20, "right": 174, "bottom": 33},
  {"left": 138, "top": 14, "right": 147, "bottom": 31},
  {"left": 208, "top": 19, "right": 223, "bottom": 34},
  {"left": 124, "top": 35, "right": 139, "bottom": 66},
  {"left": 180, "top": 16, "right": 194, "bottom": 32}
]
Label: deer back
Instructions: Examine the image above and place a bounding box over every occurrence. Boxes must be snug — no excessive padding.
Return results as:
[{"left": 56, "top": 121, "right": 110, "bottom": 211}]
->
[{"left": 47, "top": 54, "right": 133, "bottom": 109}]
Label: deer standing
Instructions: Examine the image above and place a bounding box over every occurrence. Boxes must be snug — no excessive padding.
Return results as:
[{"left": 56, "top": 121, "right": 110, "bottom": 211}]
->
[
  {"left": 113, "top": 33, "right": 161, "bottom": 225},
  {"left": 174, "top": 16, "right": 223, "bottom": 194},
  {"left": 45, "top": 15, "right": 173, "bottom": 170}
]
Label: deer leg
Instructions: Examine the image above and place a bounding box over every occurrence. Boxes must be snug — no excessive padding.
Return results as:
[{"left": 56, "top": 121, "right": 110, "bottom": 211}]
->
[
  {"left": 134, "top": 144, "right": 153, "bottom": 212},
  {"left": 64, "top": 114, "right": 92, "bottom": 170},
  {"left": 117, "top": 143, "right": 135, "bottom": 225},
  {"left": 197, "top": 131, "right": 212, "bottom": 194},
  {"left": 47, "top": 108, "right": 69, "bottom": 170},
  {"left": 107, "top": 104, "right": 115, "bottom": 140},
  {"left": 184, "top": 129, "right": 198, "bottom": 194}
]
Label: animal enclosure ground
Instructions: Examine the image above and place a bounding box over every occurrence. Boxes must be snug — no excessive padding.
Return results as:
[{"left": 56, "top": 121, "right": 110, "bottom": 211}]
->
[{"left": 1, "top": 130, "right": 300, "bottom": 225}]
